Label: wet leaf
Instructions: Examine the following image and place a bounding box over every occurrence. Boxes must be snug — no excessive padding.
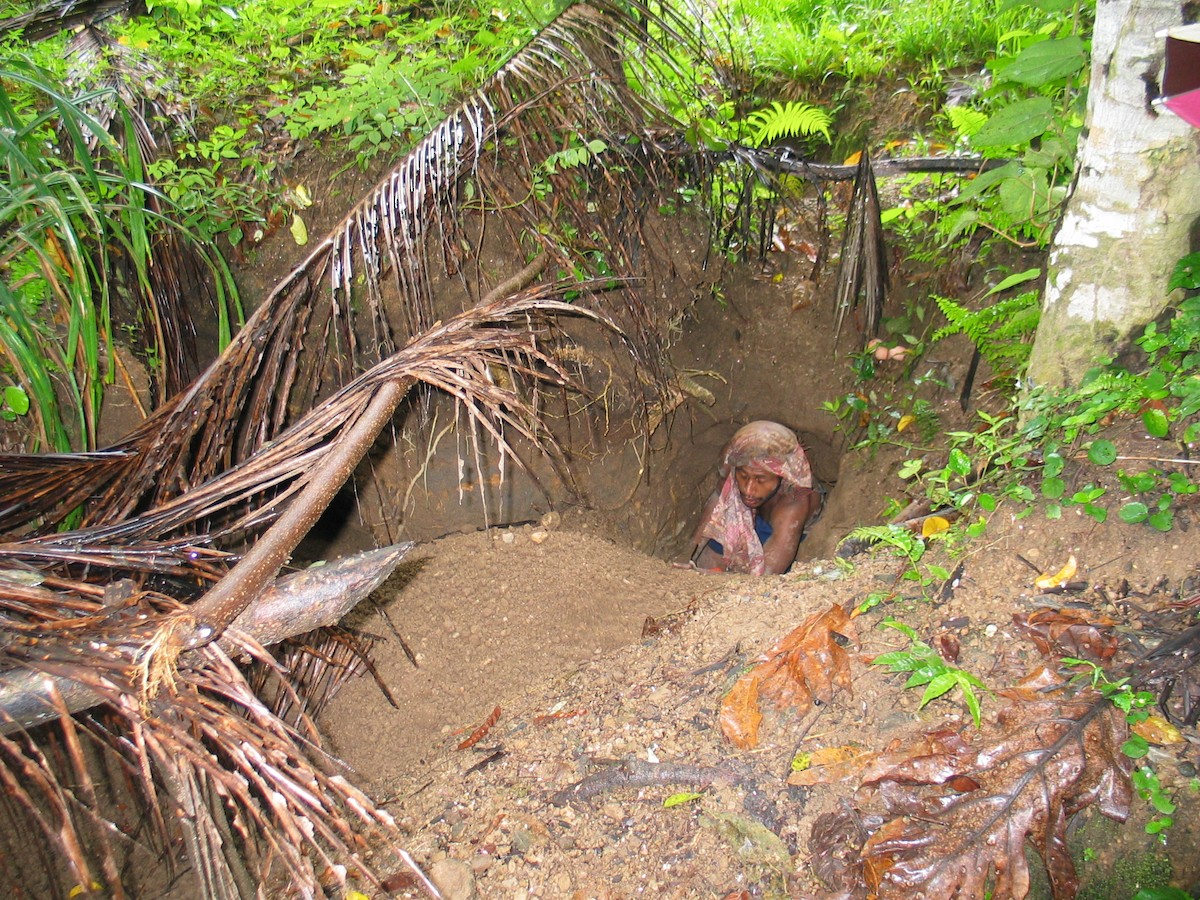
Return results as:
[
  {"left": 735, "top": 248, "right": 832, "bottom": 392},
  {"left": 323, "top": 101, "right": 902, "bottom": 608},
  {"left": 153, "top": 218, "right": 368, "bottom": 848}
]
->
[
  {"left": 719, "top": 605, "right": 855, "bottom": 749},
  {"left": 1131, "top": 714, "right": 1184, "bottom": 746},
  {"left": 1013, "top": 607, "right": 1117, "bottom": 661},
  {"left": 1033, "top": 554, "right": 1077, "bottom": 590},
  {"left": 838, "top": 698, "right": 1131, "bottom": 899},
  {"left": 788, "top": 744, "right": 877, "bottom": 786}
]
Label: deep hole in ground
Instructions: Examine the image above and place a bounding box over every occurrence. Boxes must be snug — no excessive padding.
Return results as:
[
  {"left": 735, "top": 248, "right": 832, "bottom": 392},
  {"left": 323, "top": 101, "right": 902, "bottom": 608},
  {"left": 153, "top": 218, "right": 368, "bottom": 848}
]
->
[
  {"left": 15, "top": 146, "right": 1200, "bottom": 900},
  {"left": 228, "top": 178, "right": 998, "bottom": 788}
]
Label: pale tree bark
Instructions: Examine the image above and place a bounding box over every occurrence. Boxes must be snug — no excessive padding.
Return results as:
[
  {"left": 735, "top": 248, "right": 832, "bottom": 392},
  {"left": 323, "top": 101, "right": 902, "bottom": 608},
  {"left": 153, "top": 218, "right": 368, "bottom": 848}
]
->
[{"left": 1027, "top": 0, "right": 1200, "bottom": 389}]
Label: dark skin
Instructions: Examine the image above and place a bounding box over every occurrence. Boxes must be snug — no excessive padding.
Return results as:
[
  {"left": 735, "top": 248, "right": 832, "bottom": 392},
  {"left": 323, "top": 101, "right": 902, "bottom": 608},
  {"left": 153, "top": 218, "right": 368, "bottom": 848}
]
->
[{"left": 680, "top": 466, "right": 820, "bottom": 575}]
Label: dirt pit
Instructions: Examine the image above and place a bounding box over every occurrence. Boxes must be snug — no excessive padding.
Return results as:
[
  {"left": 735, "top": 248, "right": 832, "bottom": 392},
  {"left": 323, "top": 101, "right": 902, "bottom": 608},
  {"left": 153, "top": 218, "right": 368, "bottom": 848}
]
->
[
  {"left": 306, "top": 294, "right": 1200, "bottom": 898},
  {"left": 318, "top": 454, "right": 1200, "bottom": 899}
]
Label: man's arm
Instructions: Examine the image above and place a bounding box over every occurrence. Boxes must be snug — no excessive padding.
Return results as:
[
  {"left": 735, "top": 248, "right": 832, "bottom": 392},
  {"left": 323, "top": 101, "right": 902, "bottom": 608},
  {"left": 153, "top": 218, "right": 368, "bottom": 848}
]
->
[{"left": 761, "top": 489, "right": 818, "bottom": 575}]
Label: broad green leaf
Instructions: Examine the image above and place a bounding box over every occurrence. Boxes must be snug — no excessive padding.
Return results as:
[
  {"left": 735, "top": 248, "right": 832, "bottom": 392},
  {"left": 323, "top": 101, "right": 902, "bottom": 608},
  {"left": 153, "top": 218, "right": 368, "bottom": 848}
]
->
[
  {"left": 1119, "top": 502, "right": 1149, "bottom": 524},
  {"left": 1142, "top": 407, "right": 1170, "bottom": 438},
  {"left": 1043, "top": 451, "right": 1065, "bottom": 478},
  {"left": 1001, "top": 36, "right": 1087, "bottom": 87},
  {"left": 947, "top": 448, "right": 971, "bottom": 477},
  {"left": 1148, "top": 509, "right": 1174, "bottom": 532},
  {"left": 971, "top": 97, "right": 1055, "bottom": 149},
  {"left": 1041, "top": 475, "right": 1065, "bottom": 499},
  {"left": 3, "top": 385, "right": 29, "bottom": 415},
  {"left": 1088, "top": 439, "right": 1118, "bottom": 465},
  {"left": 1122, "top": 734, "right": 1150, "bottom": 758},
  {"left": 919, "top": 671, "right": 958, "bottom": 706}
]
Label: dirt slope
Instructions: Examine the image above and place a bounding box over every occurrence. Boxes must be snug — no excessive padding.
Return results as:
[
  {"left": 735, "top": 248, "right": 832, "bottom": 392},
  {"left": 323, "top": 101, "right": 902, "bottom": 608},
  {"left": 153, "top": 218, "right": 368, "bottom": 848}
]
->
[{"left": 320, "top": 443, "right": 1200, "bottom": 898}]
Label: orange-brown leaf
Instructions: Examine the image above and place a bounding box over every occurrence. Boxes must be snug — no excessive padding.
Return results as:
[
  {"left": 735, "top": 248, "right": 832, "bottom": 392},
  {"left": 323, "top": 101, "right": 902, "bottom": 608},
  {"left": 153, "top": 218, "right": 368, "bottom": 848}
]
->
[
  {"left": 457, "top": 705, "right": 501, "bottom": 750},
  {"left": 720, "top": 604, "right": 855, "bottom": 748},
  {"left": 848, "top": 699, "right": 1131, "bottom": 898},
  {"left": 719, "top": 672, "right": 764, "bottom": 749},
  {"left": 1013, "top": 607, "right": 1117, "bottom": 661}
]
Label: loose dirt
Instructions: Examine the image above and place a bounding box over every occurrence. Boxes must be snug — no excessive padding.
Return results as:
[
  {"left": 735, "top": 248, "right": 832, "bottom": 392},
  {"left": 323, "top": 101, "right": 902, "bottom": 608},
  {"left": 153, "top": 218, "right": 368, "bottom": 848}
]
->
[{"left": 319, "top": 457, "right": 1200, "bottom": 899}]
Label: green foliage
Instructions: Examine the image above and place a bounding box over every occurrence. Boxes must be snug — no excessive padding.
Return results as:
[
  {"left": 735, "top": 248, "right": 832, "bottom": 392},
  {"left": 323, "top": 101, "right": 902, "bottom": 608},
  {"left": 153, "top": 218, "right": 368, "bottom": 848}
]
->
[
  {"left": 743, "top": 101, "right": 832, "bottom": 146},
  {"left": 716, "top": 0, "right": 1045, "bottom": 84},
  {"left": 872, "top": 617, "right": 988, "bottom": 727},
  {"left": 930, "top": 269, "right": 1042, "bottom": 371},
  {"left": 839, "top": 524, "right": 956, "bottom": 611},
  {"left": 0, "top": 59, "right": 239, "bottom": 452}
]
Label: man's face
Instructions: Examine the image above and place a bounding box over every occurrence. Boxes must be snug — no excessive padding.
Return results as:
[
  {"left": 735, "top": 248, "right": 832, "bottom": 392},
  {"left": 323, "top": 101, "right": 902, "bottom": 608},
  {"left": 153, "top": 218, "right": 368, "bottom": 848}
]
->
[{"left": 734, "top": 466, "right": 781, "bottom": 509}]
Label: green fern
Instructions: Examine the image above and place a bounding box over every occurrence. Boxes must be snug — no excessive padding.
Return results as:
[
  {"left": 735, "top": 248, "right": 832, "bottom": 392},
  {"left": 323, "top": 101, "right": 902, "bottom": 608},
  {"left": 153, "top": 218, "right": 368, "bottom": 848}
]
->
[
  {"left": 743, "top": 101, "right": 832, "bottom": 148},
  {"left": 931, "top": 288, "right": 1040, "bottom": 372}
]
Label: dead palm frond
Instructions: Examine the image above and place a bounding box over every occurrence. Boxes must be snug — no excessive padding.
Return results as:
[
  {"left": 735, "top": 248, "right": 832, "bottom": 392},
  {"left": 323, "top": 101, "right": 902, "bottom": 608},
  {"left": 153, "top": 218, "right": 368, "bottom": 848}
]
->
[
  {"left": 0, "top": 3, "right": 765, "bottom": 895},
  {"left": 833, "top": 149, "right": 889, "bottom": 344}
]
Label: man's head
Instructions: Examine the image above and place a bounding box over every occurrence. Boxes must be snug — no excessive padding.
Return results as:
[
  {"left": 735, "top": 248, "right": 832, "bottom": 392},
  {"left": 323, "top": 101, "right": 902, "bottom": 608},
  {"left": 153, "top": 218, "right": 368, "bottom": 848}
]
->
[
  {"left": 720, "top": 421, "right": 813, "bottom": 499},
  {"left": 734, "top": 464, "right": 781, "bottom": 509}
]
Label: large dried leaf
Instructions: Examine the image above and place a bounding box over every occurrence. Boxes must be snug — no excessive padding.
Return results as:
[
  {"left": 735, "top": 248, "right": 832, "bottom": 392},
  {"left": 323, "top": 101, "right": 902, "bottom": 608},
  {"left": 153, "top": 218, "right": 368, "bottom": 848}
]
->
[
  {"left": 1013, "top": 607, "right": 1118, "bottom": 661},
  {"left": 720, "top": 604, "right": 855, "bottom": 749},
  {"left": 814, "top": 695, "right": 1131, "bottom": 900}
]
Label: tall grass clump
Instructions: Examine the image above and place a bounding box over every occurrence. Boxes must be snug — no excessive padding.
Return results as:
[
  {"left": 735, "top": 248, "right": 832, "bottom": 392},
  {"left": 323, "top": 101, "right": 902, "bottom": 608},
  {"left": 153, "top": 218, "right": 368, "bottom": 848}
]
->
[
  {"left": 0, "top": 59, "right": 239, "bottom": 452},
  {"left": 720, "top": 0, "right": 1052, "bottom": 86}
]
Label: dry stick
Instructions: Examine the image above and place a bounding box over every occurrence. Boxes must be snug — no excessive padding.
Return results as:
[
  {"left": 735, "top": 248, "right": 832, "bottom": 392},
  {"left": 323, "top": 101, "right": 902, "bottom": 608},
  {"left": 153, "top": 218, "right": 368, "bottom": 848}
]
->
[
  {"left": 181, "top": 378, "right": 415, "bottom": 649},
  {"left": 549, "top": 757, "right": 739, "bottom": 807},
  {"left": 0, "top": 544, "right": 411, "bottom": 733},
  {"left": 183, "top": 250, "right": 551, "bottom": 650}
]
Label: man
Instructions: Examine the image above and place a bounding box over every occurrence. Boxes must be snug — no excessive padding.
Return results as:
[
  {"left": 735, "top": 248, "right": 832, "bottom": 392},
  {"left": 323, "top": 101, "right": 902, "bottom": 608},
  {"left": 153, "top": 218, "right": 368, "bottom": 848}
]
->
[{"left": 681, "top": 421, "right": 821, "bottom": 575}]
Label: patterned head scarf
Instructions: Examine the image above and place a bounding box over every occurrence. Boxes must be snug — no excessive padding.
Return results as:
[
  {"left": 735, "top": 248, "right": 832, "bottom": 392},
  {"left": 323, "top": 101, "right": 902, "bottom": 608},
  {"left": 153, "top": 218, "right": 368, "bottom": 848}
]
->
[{"left": 700, "top": 421, "right": 814, "bottom": 575}]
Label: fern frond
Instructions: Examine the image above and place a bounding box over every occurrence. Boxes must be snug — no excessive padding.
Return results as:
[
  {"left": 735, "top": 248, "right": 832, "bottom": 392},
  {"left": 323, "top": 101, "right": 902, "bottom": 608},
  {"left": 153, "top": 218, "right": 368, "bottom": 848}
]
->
[
  {"left": 945, "top": 105, "right": 987, "bottom": 139},
  {"left": 931, "top": 290, "right": 1040, "bottom": 370},
  {"left": 745, "top": 100, "right": 832, "bottom": 147}
]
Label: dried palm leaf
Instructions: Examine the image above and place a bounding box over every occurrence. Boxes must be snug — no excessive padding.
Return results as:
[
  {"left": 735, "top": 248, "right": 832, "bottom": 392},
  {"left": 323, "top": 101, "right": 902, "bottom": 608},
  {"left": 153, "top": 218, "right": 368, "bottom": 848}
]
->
[{"left": 833, "top": 149, "right": 888, "bottom": 345}]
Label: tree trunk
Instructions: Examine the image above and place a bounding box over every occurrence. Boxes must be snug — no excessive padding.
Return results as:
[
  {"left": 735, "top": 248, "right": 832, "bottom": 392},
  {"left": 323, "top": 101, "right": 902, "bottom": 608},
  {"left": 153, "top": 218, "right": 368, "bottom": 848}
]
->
[{"left": 1027, "top": 0, "right": 1200, "bottom": 390}]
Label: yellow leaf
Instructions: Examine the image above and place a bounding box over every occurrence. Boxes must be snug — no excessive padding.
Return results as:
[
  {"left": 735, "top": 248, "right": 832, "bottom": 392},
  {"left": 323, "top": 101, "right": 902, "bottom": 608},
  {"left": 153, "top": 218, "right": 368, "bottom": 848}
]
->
[
  {"left": 290, "top": 214, "right": 308, "bottom": 246},
  {"left": 1035, "top": 554, "right": 1077, "bottom": 590},
  {"left": 292, "top": 183, "right": 313, "bottom": 209},
  {"left": 843, "top": 150, "right": 862, "bottom": 166},
  {"left": 922, "top": 515, "right": 950, "bottom": 537},
  {"left": 897, "top": 414, "right": 915, "bottom": 433},
  {"left": 1132, "top": 714, "right": 1185, "bottom": 746}
]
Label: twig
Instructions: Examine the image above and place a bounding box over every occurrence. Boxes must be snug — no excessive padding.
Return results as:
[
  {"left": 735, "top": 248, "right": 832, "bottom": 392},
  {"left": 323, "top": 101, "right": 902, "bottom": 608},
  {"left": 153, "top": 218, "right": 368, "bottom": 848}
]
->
[{"left": 549, "top": 757, "right": 738, "bottom": 806}]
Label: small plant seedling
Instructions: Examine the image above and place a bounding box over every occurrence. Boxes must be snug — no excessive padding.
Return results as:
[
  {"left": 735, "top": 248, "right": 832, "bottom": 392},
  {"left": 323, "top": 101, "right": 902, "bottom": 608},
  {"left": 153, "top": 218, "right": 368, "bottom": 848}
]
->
[{"left": 872, "top": 617, "right": 988, "bottom": 727}]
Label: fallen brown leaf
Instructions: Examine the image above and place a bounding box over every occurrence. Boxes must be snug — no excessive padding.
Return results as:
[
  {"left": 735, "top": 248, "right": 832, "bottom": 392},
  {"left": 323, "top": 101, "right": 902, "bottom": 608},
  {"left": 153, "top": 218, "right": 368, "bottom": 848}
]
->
[
  {"left": 1013, "top": 607, "right": 1117, "bottom": 661},
  {"left": 719, "top": 604, "right": 855, "bottom": 749}
]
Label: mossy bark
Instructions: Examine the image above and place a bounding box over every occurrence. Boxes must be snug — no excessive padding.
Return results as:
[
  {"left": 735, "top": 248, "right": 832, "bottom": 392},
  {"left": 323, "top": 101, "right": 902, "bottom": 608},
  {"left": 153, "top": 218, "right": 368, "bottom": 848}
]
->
[{"left": 1027, "top": 0, "right": 1200, "bottom": 390}]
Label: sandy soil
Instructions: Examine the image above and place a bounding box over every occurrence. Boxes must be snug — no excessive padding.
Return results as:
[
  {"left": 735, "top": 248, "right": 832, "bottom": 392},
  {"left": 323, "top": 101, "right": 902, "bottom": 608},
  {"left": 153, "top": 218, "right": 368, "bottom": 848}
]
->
[{"left": 312, "top": 419, "right": 1200, "bottom": 899}]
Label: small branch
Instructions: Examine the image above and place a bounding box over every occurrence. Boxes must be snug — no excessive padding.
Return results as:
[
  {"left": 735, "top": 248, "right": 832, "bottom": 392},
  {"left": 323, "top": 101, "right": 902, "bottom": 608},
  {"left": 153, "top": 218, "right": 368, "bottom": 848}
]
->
[
  {"left": 0, "top": 544, "right": 412, "bottom": 733},
  {"left": 182, "top": 378, "right": 416, "bottom": 649},
  {"left": 550, "top": 757, "right": 738, "bottom": 806}
]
